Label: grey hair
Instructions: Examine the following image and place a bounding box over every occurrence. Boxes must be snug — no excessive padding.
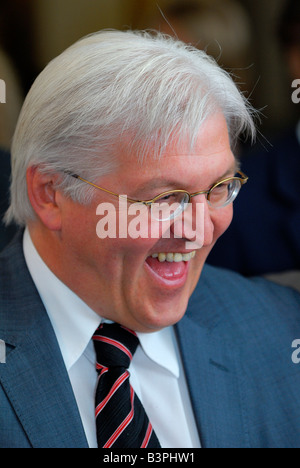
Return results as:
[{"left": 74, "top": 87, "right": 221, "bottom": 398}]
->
[{"left": 5, "top": 29, "right": 256, "bottom": 227}]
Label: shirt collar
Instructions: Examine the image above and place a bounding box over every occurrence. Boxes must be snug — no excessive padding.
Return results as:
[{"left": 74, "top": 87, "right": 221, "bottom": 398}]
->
[
  {"left": 23, "top": 228, "right": 101, "bottom": 371},
  {"left": 137, "top": 328, "right": 180, "bottom": 378},
  {"left": 23, "top": 228, "right": 180, "bottom": 378}
]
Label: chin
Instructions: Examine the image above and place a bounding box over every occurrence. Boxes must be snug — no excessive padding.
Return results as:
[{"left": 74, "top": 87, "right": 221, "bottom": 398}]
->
[{"left": 132, "top": 288, "right": 192, "bottom": 333}]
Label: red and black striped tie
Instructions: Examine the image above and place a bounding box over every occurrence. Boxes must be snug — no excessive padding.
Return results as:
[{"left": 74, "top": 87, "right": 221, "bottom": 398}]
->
[{"left": 92, "top": 323, "right": 161, "bottom": 448}]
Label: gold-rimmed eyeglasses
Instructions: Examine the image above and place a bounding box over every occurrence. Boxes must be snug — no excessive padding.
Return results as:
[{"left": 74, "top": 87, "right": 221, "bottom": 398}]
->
[{"left": 64, "top": 170, "right": 248, "bottom": 221}]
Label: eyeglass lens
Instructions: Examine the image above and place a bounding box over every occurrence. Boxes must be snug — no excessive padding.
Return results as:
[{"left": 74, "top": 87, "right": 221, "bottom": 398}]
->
[{"left": 150, "top": 179, "right": 242, "bottom": 221}]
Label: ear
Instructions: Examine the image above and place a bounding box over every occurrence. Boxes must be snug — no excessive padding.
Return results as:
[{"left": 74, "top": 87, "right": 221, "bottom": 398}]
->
[{"left": 26, "top": 166, "right": 63, "bottom": 231}]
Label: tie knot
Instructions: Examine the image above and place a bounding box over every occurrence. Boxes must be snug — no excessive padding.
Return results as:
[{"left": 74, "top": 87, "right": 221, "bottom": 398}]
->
[{"left": 93, "top": 323, "right": 139, "bottom": 370}]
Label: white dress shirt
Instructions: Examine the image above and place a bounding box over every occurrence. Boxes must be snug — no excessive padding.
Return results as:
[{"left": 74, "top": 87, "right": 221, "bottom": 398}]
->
[{"left": 23, "top": 228, "right": 201, "bottom": 448}]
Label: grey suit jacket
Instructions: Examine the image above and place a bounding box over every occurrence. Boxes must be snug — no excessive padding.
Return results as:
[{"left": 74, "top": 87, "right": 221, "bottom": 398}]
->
[{"left": 1, "top": 233, "right": 300, "bottom": 448}]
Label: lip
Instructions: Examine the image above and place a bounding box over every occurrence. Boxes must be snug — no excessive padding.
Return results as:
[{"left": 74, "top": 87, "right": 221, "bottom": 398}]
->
[{"left": 144, "top": 256, "right": 190, "bottom": 290}]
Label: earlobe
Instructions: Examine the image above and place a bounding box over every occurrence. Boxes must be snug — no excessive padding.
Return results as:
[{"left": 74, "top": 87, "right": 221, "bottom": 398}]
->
[{"left": 26, "top": 166, "right": 63, "bottom": 231}]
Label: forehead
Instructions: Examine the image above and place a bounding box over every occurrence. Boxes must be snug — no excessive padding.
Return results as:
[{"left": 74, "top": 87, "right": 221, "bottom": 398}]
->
[{"left": 114, "top": 113, "right": 235, "bottom": 189}]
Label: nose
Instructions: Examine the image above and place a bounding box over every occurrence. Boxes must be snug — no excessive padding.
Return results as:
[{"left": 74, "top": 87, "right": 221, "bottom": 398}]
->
[{"left": 170, "top": 195, "right": 214, "bottom": 249}]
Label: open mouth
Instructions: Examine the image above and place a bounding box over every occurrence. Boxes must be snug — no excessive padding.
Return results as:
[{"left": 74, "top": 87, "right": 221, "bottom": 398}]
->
[
  {"left": 145, "top": 251, "right": 196, "bottom": 283},
  {"left": 150, "top": 252, "right": 196, "bottom": 262}
]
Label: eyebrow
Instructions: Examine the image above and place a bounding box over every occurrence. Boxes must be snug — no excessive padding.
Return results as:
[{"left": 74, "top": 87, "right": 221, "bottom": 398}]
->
[{"left": 131, "top": 161, "right": 239, "bottom": 196}]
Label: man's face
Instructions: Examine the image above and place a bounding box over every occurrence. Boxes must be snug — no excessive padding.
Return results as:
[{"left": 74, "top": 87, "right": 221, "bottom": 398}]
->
[{"left": 57, "top": 113, "right": 235, "bottom": 332}]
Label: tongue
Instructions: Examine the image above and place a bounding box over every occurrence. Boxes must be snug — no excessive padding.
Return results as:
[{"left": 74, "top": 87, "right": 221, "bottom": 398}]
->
[{"left": 146, "top": 256, "right": 186, "bottom": 280}]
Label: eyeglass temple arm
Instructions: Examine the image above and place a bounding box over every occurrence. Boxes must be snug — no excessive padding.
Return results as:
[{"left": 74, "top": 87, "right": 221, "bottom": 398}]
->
[
  {"left": 237, "top": 171, "right": 249, "bottom": 184},
  {"left": 65, "top": 171, "right": 143, "bottom": 204}
]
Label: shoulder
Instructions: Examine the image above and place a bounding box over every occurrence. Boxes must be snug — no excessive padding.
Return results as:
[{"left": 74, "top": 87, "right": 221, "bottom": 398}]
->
[
  {"left": 0, "top": 232, "right": 43, "bottom": 329},
  {"left": 188, "top": 264, "right": 300, "bottom": 338},
  {"left": 0, "top": 232, "right": 26, "bottom": 288},
  {"left": 186, "top": 265, "right": 300, "bottom": 390},
  {"left": 202, "top": 263, "right": 300, "bottom": 303}
]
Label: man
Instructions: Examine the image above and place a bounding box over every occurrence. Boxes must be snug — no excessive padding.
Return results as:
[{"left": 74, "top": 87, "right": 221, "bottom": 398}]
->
[{"left": 1, "top": 30, "right": 300, "bottom": 449}]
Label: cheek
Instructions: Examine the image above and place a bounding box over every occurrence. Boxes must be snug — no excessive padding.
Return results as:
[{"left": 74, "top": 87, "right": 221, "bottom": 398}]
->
[{"left": 213, "top": 205, "right": 233, "bottom": 241}]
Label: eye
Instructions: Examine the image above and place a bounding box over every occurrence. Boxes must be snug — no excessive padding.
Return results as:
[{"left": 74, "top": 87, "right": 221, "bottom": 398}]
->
[
  {"left": 210, "top": 183, "right": 229, "bottom": 197},
  {"left": 155, "top": 192, "right": 189, "bottom": 204},
  {"left": 150, "top": 191, "right": 190, "bottom": 221},
  {"left": 212, "top": 183, "right": 229, "bottom": 192},
  {"left": 157, "top": 193, "right": 178, "bottom": 203},
  {"left": 208, "top": 179, "right": 241, "bottom": 207}
]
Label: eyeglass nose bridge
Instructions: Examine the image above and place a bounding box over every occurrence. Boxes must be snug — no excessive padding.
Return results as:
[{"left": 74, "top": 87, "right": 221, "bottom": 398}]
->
[{"left": 189, "top": 189, "right": 210, "bottom": 202}]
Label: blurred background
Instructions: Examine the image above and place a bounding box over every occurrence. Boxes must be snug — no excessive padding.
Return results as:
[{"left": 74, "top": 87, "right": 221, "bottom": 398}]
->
[
  {"left": 0, "top": 0, "right": 298, "bottom": 148},
  {"left": 1, "top": 0, "right": 300, "bottom": 289}
]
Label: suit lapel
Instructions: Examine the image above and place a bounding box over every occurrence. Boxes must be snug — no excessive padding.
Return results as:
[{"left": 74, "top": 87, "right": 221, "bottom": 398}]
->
[
  {"left": 175, "top": 272, "right": 249, "bottom": 448},
  {"left": 0, "top": 234, "right": 88, "bottom": 448},
  {"left": 0, "top": 323, "right": 88, "bottom": 448}
]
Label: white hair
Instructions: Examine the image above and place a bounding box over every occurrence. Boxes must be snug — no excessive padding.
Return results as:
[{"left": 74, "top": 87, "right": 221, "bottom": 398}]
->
[{"left": 5, "top": 29, "right": 256, "bottom": 227}]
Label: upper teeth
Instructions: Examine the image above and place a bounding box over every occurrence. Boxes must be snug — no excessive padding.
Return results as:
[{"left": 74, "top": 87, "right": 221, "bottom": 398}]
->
[{"left": 151, "top": 252, "right": 196, "bottom": 263}]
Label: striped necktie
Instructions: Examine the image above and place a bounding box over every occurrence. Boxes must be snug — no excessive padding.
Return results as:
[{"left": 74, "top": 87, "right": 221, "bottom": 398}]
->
[{"left": 92, "top": 322, "right": 161, "bottom": 448}]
